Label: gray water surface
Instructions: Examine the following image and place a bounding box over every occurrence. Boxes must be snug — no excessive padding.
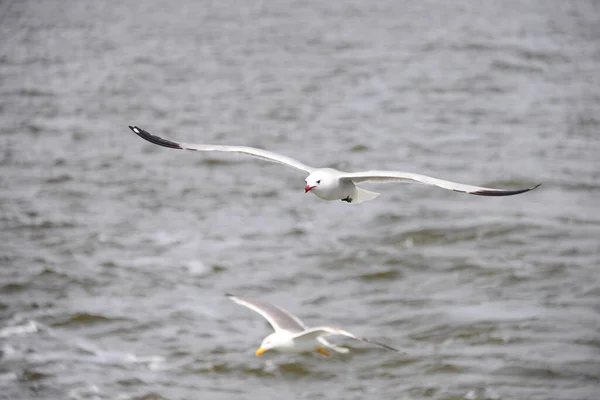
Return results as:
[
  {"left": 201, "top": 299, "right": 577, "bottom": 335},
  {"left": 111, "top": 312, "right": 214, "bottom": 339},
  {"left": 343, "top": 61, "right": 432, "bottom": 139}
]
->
[{"left": 1, "top": 1, "right": 599, "bottom": 399}]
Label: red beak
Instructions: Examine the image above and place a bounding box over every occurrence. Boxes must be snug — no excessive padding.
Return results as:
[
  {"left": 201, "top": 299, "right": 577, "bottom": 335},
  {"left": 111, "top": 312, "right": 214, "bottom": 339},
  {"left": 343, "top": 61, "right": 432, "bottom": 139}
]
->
[{"left": 305, "top": 184, "right": 314, "bottom": 193}]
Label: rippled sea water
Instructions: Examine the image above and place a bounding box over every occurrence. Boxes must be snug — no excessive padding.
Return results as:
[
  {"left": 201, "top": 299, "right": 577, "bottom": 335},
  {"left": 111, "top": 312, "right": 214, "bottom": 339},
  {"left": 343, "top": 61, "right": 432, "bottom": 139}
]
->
[{"left": 1, "top": 1, "right": 599, "bottom": 399}]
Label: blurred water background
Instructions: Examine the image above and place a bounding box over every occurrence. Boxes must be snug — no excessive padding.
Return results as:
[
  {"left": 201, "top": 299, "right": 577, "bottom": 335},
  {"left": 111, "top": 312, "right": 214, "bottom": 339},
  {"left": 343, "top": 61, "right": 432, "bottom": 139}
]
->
[{"left": 1, "top": 0, "right": 599, "bottom": 399}]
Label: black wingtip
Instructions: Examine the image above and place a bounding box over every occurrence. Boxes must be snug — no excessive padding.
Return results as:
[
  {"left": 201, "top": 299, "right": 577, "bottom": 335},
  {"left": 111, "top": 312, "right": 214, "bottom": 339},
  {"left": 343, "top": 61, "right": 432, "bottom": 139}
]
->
[
  {"left": 378, "top": 342, "right": 402, "bottom": 353},
  {"left": 225, "top": 293, "right": 235, "bottom": 298},
  {"left": 364, "top": 338, "right": 401, "bottom": 352},
  {"left": 471, "top": 183, "right": 542, "bottom": 197},
  {"left": 129, "top": 125, "right": 183, "bottom": 150}
]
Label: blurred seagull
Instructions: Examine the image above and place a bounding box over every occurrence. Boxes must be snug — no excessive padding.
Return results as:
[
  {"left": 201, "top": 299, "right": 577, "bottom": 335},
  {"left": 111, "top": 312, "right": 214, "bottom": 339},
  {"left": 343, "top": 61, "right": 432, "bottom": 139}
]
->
[
  {"left": 226, "top": 294, "right": 400, "bottom": 356},
  {"left": 129, "top": 125, "right": 540, "bottom": 204}
]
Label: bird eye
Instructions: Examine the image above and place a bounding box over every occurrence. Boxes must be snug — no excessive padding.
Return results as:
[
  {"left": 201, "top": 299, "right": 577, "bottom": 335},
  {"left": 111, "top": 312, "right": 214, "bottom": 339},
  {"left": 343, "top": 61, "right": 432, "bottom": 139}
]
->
[{"left": 316, "top": 180, "right": 321, "bottom": 184}]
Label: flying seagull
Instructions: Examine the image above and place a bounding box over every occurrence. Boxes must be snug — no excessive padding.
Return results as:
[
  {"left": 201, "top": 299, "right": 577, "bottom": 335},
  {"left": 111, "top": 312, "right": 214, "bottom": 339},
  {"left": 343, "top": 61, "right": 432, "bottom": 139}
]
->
[
  {"left": 129, "top": 125, "right": 540, "bottom": 204},
  {"left": 226, "top": 294, "right": 400, "bottom": 356}
]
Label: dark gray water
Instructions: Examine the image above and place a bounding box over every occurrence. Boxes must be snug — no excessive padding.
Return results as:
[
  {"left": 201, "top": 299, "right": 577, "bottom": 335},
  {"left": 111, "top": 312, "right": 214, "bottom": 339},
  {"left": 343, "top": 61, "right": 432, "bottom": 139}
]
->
[{"left": 1, "top": 1, "right": 599, "bottom": 399}]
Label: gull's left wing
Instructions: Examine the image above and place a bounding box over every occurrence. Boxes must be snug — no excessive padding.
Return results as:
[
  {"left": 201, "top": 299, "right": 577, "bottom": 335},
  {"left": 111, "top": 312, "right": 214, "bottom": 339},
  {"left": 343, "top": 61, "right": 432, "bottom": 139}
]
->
[
  {"left": 339, "top": 170, "right": 541, "bottom": 196},
  {"left": 293, "top": 326, "right": 401, "bottom": 352}
]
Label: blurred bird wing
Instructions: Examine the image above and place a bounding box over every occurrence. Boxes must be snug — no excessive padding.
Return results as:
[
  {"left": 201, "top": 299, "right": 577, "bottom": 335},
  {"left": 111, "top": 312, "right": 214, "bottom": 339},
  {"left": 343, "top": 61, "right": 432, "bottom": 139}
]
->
[
  {"left": 293, "top": 326, "right": 400, "bottom": 352},
  {"left": 227, "top": 294, "right": 306, "bottom": 333}
]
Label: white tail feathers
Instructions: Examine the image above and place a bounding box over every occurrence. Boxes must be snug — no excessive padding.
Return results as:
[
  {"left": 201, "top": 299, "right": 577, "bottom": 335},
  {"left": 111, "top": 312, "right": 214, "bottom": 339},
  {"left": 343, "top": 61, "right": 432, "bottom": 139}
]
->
[{"left": 352, "top": 188, "right": 380, "bottom": 204}]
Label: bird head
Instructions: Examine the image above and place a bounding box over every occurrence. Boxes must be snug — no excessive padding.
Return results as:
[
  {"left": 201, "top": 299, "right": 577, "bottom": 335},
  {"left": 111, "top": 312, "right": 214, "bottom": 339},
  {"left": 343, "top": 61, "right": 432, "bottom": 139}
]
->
[
  {"left": 304, "top": 171, "right": 329, "bottom": 193},
  {"left": 255, "top": 333, "right": 281, "bottom": 356}
]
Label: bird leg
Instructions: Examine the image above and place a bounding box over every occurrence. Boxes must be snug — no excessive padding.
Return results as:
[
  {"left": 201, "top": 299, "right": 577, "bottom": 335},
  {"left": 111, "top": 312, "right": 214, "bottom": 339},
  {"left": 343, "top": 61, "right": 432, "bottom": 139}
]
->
[
  {"left": 341, "top": 196, "right": 352, "bottom": 203},
  {"left": 316, "top": 347, "right": 330, "bottom": 356}
]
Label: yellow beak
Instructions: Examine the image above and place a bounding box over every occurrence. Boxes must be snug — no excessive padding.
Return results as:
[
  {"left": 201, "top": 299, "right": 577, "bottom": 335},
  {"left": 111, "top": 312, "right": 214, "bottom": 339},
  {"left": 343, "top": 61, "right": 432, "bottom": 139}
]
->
[{"left": 255, "top": 347, "right": 267, "bottom": 357}]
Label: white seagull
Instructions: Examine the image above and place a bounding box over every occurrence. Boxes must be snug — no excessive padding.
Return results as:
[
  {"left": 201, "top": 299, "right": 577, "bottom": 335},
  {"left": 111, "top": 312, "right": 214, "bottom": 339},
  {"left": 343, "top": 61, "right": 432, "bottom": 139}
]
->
[
  {"left": 226, "top": 294, "right": 400, "bottom": 356},
  {"left": 129, "top": 125, "right": 540, "bottom": 204}
]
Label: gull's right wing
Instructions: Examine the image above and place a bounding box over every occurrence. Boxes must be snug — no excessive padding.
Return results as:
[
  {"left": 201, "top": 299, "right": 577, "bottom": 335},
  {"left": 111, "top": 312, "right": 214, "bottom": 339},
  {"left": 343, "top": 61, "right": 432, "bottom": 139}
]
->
[
  {"left": 130, "top": 126, "right": 315, "bottom": 174},
  {"left": 227, "top": 294, "right": 306, "bottom": 334},
  {"left": 340, "top": 170, "right": 540, "bottom": 197}
]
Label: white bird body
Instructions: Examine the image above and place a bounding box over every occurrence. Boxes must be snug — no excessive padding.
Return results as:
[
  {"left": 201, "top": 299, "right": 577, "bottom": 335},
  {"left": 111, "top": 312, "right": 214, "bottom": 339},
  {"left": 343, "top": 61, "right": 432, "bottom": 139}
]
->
[
  {"left": 305, "top": 168, "right": 352, "bottom": 201},
  {"left": 259, "top": 331, "right": 316, "bottom": 354},
  {"left": 129, "top": 126, "right": 540, "bottom": 204},
  {"left": 304, "top": 168, "right": 381, "bottom": 204}
]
